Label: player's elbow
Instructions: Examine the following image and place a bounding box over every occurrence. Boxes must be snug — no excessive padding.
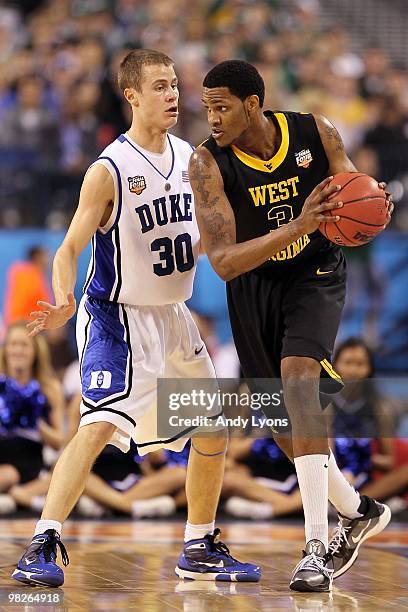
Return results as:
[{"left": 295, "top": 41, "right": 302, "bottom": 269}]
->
[
  {"left": 210, "top": 250, "right": 237, "bottom": 282},
  {"left": 56, "top": 239, "right": 79, "bottom": 263}
]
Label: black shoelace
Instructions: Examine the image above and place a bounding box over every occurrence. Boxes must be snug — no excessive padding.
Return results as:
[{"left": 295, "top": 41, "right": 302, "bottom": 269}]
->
[
  {"left": 36, "top": 534, "right": 70, "bottom": 567},
  {"left": 206, "top": 528, "right": 232, "bottom": 558}
]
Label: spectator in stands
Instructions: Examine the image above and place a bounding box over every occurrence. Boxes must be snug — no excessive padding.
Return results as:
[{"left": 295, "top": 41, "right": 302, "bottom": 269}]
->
[
  {"left": 3, "top": 246, "right": 52, "bottom": 326},
  {"left": 329, "top": 338, "right": 408, "bottom": 511},
  {"left": 364, "top": 95, "right": 408, "bottom": 182},
  {"left": 59, "top": 80, "right": 102, "bottom": 175},
  {"left": 0, "top": 322, "right": 64, "bottom": 512},
  {"left": 0, "top": 76, "right": 59, "bottom": 170},
  {"left": 44, "top": 326, "right": 76, "bottom": 382}
]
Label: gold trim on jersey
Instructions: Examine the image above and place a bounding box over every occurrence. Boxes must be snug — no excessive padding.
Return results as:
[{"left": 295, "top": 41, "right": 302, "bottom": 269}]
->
[
  {"left": 231, "top": 112, "right": 289, "bottom": 173},
  {"left": 320, "top": 359, "right": 343, "bottom": 384}
]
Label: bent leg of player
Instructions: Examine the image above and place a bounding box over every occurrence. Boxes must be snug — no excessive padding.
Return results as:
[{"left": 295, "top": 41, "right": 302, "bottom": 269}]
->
[
  {"left": 159, "top": 304, "right": 261, "bottom": 582},
  {"left": 12, "top": 295, "right": 156, "bottom": 588}
]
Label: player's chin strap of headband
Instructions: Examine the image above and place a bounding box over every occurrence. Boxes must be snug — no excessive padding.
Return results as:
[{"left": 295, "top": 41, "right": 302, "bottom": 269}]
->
[{"left": 191, "top": 440, "right": 228, "bottom": 457}]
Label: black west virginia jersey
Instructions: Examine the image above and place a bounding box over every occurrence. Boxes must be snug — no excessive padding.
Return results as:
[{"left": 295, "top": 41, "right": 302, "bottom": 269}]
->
[
  {"left": 202, "top": 111, "right": 346, "bottom": 416},
  {"left": 202, "top": 110, "right": 339, "bottom": 270}
]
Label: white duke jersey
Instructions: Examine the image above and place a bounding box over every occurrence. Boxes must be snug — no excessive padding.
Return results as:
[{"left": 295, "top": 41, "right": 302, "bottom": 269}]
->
[{"left": 84, "top": 133, "right": 199, "bottom": 306}]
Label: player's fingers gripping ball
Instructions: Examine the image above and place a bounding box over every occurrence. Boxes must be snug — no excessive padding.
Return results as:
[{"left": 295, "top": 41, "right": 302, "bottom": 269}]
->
[{"left": 319, "top": 172, "right": 389, "bottom": 246}]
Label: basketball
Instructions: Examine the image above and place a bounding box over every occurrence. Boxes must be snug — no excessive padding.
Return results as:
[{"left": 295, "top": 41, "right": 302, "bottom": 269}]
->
[{"left": 319, "top": 173, "right": 388, "bottom": 247}]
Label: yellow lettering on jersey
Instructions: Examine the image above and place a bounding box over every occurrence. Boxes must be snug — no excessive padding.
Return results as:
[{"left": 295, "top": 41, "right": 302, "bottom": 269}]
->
[
  {"left": 266, "top": 183, "right": 279, "bottom": 203},
  {"left": 248, "top": 185, "right": 267, "bottom": 207},
  {"left": 278, "top": 181, "right": 290, "bottom": 200},
  {"left": 270, "top": 233, "right": 310, "bottom": 261},
  {"left": 248, "top": 176, "right": 299, "bottom": 207},
  {"left": 286, "top": 176, "right": 299, "bottom": 196}
]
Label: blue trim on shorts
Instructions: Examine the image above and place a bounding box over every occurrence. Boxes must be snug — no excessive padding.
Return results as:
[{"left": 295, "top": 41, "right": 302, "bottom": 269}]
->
[{"left": 81, "top": 298, "right": 133, "bottom": 411}]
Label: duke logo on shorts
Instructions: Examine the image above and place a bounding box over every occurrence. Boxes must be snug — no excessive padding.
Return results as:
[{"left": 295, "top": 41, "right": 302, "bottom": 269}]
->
[{"left": 89, "top": 371, "right": 112, "bottom": 390}]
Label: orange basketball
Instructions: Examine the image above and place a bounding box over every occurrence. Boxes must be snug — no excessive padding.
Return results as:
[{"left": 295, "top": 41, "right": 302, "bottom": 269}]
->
[{"left": 319, "top": 172, "right": 388, "bottom": 247}]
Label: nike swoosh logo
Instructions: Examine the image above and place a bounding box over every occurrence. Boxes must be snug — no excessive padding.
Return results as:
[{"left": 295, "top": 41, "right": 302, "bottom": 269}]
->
[
  {"left": 200, "top": 560, "right": 224, "bottom": 568},
  {"left": 351, "top": 519, "right": 372, "bottom": 544},
  {"left": 316, "top": 268, "right": 333, "bottom": 275},
  {"left": 195, "top": 344, "right": 205, "bottom": 355}
]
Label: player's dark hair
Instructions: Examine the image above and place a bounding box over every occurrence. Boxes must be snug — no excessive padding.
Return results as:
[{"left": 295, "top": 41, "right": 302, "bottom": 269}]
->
[
  {"left": 333, "top": 337, "right": 375, "bottom": 376},
  {"left": 118, "top": 49, "right": 174, "bottom": 92},
  {"left": 203, "top": 60, "right": 265, "bottom": 107}
]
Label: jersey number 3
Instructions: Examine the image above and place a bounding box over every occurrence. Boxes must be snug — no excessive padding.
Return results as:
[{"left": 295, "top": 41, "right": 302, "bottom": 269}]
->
[
  {"left": 268, "top": 204, "right": 294, "bottom": 228},
  {"left": 151, "top": 233, "right": 194, "bottom": 276}
]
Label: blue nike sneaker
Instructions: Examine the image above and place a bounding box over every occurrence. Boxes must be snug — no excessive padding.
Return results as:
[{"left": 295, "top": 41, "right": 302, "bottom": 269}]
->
[
  {"left": 175, "top": 528, "right": 261, "bottom": 582},
  {"left": 12, "top": 529, "right": 69, "bottom": 587}
]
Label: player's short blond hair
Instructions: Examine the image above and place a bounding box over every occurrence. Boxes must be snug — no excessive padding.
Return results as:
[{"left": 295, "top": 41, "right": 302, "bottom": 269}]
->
[{"left": 118, "top": 49, "right": 174, "bottom": 93}]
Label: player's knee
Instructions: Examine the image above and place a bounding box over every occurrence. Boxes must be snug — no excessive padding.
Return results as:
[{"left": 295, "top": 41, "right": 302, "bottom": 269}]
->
[
  {"left": 191, "top": 435, "right": 228, "bottom": 457},
  {"left": 78, "top": 421, "right": 117, "bottom": 451},
  {"left": 0, "top": 465, "right": 20, "bottom": 489},
  {"left": 281, "top": 356, "right": 321, "bottom": 381}
]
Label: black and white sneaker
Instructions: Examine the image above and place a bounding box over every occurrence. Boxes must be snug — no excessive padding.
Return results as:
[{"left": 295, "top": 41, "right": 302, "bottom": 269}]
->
[
  {"left": 289, "top": 539, "right": 334, "bottom": 592},
  {"left": 329, "top": 496, "right": 391, "bottom": 579}
]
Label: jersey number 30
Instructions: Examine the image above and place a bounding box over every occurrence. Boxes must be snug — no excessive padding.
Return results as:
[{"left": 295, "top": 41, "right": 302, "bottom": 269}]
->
[{"left": 151, "top": 233, "right": 194, "bottom": 276}]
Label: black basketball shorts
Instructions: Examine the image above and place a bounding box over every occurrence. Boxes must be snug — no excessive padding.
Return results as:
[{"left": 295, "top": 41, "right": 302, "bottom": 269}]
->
[{"left": 227, "top": 248, "right": 346, "bottom": 391}]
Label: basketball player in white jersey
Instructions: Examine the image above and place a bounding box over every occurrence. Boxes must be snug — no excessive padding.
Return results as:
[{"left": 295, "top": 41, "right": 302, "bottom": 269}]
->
[{"left": 12, "top": 50, "right": 260, "bottom": 586}]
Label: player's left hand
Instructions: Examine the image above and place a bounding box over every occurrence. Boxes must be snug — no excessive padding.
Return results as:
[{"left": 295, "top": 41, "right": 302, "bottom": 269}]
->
[{"left": 378, "top": 182, "right": 394, "bottom": 227}]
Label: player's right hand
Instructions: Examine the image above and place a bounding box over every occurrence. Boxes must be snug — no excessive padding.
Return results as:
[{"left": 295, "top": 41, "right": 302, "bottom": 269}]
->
[
  {"left": 296, "top": 176, "right": 344, "bottom": 235},
  {"left": 27, "top": 292, "right": 76, "bottom": 337}
]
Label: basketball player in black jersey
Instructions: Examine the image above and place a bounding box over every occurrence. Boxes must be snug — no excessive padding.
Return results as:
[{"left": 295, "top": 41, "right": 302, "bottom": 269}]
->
[{"left": 190, "top": 60, "right": 393, "bottom": 592}]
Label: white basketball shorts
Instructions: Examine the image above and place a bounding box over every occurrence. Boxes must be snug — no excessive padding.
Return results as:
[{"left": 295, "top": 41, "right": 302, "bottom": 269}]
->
[{"left": 76, "top": 295, "right": 218, "bottom": 454}]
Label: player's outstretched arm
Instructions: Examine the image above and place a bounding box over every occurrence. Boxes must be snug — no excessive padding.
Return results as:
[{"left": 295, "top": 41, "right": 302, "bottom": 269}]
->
[
  {"left": 27, "top": 164, "right": 114, "bottom": 336},
  {"left": 190, "top": 147, "right": 343, "bottom": 281}
]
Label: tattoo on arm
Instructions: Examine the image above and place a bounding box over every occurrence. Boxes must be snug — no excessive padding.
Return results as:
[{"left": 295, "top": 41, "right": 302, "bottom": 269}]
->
[
  {"left": 190, "top": 154, "right": 234, "bottom": 247},
  {"left": 325, "top": 123, "right": 345, "bottom": 152}
]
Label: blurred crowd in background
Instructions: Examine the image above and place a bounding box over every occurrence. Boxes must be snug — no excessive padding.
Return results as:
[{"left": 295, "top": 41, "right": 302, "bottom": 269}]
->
[
  {"left": 0, "top": 0, "right": 408, "bottom": 228},
  {"left": 0, "top": 0, "right": 407, "bottom": 519}
]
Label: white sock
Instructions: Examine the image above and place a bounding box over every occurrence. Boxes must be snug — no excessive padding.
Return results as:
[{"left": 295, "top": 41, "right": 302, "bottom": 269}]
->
[
  {"left": 294, "top": 454, "right": 328, "bottom": 550},
  {"left": 34, "top": 519, "right": 62, "bottom": 537},
  {"left": 184, "top": 521, "right": 215, "bottom": 542},
  {"left": 328, "top": 452, "right": 363, "bottom": 519}
]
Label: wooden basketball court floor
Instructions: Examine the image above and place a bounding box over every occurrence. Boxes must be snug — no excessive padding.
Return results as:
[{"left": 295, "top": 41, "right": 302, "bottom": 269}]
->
[{"left": 0, "top": 519, "right": 407, "bottom": 611}]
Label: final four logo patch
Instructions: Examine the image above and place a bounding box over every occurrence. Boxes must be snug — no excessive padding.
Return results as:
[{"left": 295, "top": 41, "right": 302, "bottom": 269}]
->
[
  {"left": 128, "top": 175, "right": 147, "bottom": 194},
  {"left": 295, "top": 149, "right": 313, "bottom": 168}
]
